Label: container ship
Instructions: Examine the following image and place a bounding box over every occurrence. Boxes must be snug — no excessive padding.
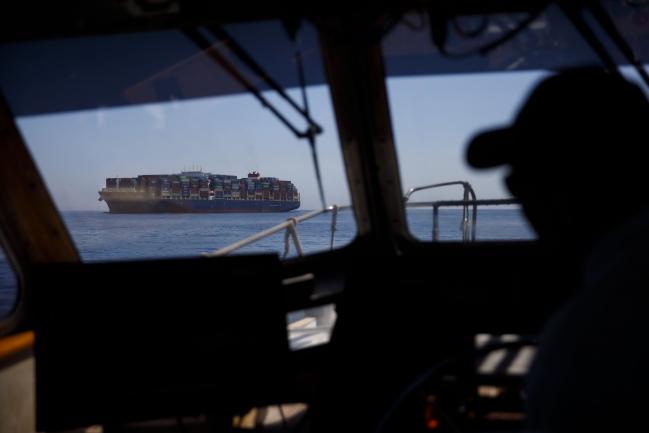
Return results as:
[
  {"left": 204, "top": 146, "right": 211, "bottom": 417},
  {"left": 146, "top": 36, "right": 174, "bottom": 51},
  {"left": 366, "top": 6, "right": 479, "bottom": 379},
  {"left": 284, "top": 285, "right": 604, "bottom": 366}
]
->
[{"left": 98, "top": 171, "right": 300, "bottom": 213}]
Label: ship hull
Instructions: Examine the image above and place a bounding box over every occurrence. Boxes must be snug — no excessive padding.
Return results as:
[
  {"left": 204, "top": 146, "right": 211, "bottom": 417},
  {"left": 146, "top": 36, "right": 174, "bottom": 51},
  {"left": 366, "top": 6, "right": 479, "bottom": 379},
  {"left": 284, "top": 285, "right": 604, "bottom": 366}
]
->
[{"left": 101, "top": 195, "right": 300, "bottom": 213}]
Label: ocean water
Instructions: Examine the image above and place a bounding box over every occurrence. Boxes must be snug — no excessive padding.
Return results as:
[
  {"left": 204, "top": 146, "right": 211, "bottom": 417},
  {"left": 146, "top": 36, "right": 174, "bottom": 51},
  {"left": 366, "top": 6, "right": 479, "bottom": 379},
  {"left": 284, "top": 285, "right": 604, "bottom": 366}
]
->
[
  {"left": 0, "top": 208, "right": 535, "bottom": 318},
  {"left": 0, "top": 253, "right": 17, "bottom": 320}
]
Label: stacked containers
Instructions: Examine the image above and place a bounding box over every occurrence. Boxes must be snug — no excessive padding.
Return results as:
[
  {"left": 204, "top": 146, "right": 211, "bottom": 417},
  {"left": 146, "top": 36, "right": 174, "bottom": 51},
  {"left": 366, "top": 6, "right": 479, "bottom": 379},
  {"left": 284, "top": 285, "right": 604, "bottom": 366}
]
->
[
  {"left": 230, "top": 178, "right": 240, "bottom": 199},
  {"left": 239, "top": 179, "right": 247, "bottom": 200},
  {"left": 105, "top": 171, "right": 297, "bottom": 202},
  {"left": 160, "top": 176, "right": 171, "bottom": 199},
  {"left": 292, "top": 182, "right": 299, "bottom": 201},
  {"left": 142, "top": 175, "right": 161, "bottom": 193},
  {"left": 211, "top": 175, "right": 224, "bottom": 199},
  {"left": 223, "top": 178, "right": 232, "bottom": 199},
  {"left": 207, "top": 175, "right": 216, "bottom": 199},
  {"left": 199, "top": 178, "right": 210, "bottom": 200},
  {"left": 286, "top": 181, "right": 294, "bottom": 201},
  {"left": 261, "top": 178, "right": 270, "bottom": 200},
  {"left": 181, "top": 177, "right": 190, "bottom": 199},
  {"left": 171, "top": 176, "right": 181, "bottom": 199},
  {"left": 190, "top": 177, "right": 200, "bottom": 199},
  {"left": 145, "top": 176, "right": 160, "bottom": 198},
  {"left": 136, "top": 175, "right": 146, "bottom": 192},
  {"left": 272, "top": 179, "right": 280, "bottom": 200},
  {"left": 136, "top": 175, "right": 158, "bottom": 195},
  {"left": 247, "top": 177, "right": 256, "bottom": 200},
  {"left": 279, "top": 180, "right": 289, "bottom": 201},
  {"left": 114, "top": 177, "right": 137, "bottom": 191},
  {"left": 255, "top": 178, "right": 264, "bottom": 200}
]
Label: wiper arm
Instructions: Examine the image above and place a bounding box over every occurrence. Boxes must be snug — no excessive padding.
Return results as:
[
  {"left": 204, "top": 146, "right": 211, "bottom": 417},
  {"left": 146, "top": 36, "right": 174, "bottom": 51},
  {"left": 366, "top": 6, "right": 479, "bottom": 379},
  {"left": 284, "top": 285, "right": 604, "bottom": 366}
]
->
[
  {"left": 183, "top": 27, "right": 323, "bottom": 140},
  {"left": 560, "top": 0, "right": 649, "bottom": 87},
  {"left": 559, "top": 2, "right": 623, "bottom": 79},
  {"left": 208, "top": 26, "right": 323, "bottom": 135},
  {"left": 587, "top": 0, "right": 649, "bottom": 87}
]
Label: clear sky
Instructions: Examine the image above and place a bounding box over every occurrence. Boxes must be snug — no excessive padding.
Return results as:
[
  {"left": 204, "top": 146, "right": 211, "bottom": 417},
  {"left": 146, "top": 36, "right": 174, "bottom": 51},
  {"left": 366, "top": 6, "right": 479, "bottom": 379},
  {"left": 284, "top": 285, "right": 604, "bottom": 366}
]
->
[
  {"left": 15, "top": 70, "right": 554, "bottom": 211},
  {"left": 387, "top": 71, "right": 549, "bottom": 203}
]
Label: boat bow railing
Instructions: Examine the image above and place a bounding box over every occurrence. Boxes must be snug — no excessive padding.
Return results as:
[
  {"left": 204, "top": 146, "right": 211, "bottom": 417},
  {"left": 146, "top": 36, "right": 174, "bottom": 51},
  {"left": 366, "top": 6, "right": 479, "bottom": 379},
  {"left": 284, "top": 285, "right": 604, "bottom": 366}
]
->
[
  {"left": 404, "top": 181, "right": 478, "bottom": 241},
  {"left": 204, "top": 181, "right": 521, "bottom": 256},
  {"left": 408, "top": 198, "right": 520, "bottom": 241},
  {"left": 202, "top": 205, "right": 351, "bottom": 258}
]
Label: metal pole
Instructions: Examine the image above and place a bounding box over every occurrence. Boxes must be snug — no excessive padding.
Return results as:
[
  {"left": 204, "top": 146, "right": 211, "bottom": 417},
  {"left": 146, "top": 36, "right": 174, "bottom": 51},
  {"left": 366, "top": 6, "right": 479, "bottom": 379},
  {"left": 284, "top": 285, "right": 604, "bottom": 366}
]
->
[
  {"left": 470, "top": 190, "right": 478, "bottom": 242},
  {"left": 287, "top": 219, "right": 305, "bottom": 256},
  {"left": 462, "top": 186, "right": 469, "bottom": 241},
  {"left": 433, "top": 205, "right": 440, "bottom": 241},
  {"left": 330, "top": 205, "right": 338, "bottom": 250},
  {"left": 283, "top": 227, "right": 292, "bottom": 259}
]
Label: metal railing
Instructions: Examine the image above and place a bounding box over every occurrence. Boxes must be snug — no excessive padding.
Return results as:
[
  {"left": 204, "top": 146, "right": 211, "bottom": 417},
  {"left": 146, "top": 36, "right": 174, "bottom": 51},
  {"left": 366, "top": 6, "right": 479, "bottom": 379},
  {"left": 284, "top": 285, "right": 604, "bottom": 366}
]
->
[
  {"left": 404, "top": 181, "right": 478, "bottom": 241},
  {"left": 203, "top": 181, "right": 521, "bottom": 256},
  {"left": 408, "top": 198, "right": 520, "bottom": 241},
  {"left": 202, "top": 205, "right": 351, "bottom": 258}
]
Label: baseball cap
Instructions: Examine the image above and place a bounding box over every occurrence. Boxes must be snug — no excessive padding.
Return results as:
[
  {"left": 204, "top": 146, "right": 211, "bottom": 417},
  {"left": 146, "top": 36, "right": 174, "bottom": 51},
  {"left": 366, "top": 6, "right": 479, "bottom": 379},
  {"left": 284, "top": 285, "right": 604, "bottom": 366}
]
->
[{"left": 466, "top": 68, "right": 649, "bottom": 169}]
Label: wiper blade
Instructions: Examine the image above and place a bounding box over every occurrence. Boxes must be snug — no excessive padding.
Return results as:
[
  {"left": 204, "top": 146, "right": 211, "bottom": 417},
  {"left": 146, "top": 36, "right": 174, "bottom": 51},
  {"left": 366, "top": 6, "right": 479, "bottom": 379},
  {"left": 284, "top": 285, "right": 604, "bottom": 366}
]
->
[
  {"left": 559, "top": 2, "right": 622, "bottom": 79},
  {"left": 208, "top": 25, "right": 323, "bottom": 135},
  {"left": 587, "top": 0, "right": 649, "bottom": 87},
  {"left": 183, "top": 27, "right": 323, "bottom": 140},
  {"left": 560, "top": 0, "right": 649, "bottom": 87}
]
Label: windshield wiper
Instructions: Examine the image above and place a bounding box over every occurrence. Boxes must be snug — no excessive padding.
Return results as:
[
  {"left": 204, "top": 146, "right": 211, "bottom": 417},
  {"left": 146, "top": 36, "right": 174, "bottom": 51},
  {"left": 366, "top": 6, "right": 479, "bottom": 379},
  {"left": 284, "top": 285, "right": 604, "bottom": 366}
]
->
[
  {"left": 183, "top": 27, "right": 323, "bottom": 140},
  {"left": 560, "top": 0, "right": 649, "bottom": 87}
]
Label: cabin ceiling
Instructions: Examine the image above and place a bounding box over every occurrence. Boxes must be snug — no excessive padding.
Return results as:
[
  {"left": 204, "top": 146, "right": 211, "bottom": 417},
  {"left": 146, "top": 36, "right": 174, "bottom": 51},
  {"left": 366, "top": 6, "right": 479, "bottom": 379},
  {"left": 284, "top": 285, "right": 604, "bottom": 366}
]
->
[
  {"left": 1, "top": 0, "right": 646, "bottom": 116},
  {"left": 0, "top": 1, "right": 552, "bottom": 42}
]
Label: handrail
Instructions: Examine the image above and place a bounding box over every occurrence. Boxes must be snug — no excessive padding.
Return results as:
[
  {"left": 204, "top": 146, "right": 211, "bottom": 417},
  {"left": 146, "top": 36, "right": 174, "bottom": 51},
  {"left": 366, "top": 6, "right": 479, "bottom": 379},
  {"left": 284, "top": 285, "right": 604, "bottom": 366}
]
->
[
  {"left": 203, "top": 196, "right": 521, "bottom": 257},
  {"left": 202, "top": 205, "right": 351, "bottom": 258},
  {"left": 408, "top": 198, "right": 520, "bottom": 241},
  {"left": 407, "top": 198, "right": 519, "bottom": 208},
  {"left": 404, "top": 181, "right": 478, "bottom": 241},
  {"left": 203, "top": 189, "right": 521, "bottom": 256},
  {"left": 403, "top": 181, "right": 475, "bottom": 202}
]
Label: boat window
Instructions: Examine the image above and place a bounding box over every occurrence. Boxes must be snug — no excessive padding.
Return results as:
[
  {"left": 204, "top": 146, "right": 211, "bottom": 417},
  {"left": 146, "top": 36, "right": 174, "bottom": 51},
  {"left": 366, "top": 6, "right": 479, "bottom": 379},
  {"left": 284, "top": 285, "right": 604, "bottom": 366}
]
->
[
  {"left": 381, "top": 4, "right": 649, "bottom": 242},
  {"left": 386, "top": 68, "right": 541, "bottom": 242},
  {"left": 0, "top": 244, "right": 18, "bottom": 321},
  {"left": 1, "top": 20, "right": 356, "bottom": 261}
]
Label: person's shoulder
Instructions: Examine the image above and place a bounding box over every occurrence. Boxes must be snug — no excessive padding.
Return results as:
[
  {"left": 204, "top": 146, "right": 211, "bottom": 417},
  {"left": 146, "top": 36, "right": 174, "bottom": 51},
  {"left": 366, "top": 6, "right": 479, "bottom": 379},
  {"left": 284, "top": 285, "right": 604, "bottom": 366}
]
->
[{"left": 585, "top": 209, "right": 649, "bottom": 290}]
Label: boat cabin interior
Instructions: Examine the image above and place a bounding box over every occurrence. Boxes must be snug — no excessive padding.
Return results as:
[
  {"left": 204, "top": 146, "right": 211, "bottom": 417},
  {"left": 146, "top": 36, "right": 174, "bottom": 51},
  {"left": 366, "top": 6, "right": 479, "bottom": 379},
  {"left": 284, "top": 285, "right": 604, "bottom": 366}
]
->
[{"left": 1, "top": 1, "right": 648, "bottom": 432}]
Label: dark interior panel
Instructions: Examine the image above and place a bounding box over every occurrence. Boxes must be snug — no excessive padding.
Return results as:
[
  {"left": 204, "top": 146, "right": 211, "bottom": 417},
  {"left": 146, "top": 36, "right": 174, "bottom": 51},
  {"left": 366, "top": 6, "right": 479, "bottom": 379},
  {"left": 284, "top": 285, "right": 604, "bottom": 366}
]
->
[{"left": 33, "top": 255, "right": 290, "bottom": 431}]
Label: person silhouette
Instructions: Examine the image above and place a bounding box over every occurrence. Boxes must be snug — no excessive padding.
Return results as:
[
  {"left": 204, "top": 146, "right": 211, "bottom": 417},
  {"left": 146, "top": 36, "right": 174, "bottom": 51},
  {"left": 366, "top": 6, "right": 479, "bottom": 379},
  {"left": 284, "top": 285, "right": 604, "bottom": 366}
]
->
[{"left": 466, "top": 67, "right": 649, "bottom": 432}]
